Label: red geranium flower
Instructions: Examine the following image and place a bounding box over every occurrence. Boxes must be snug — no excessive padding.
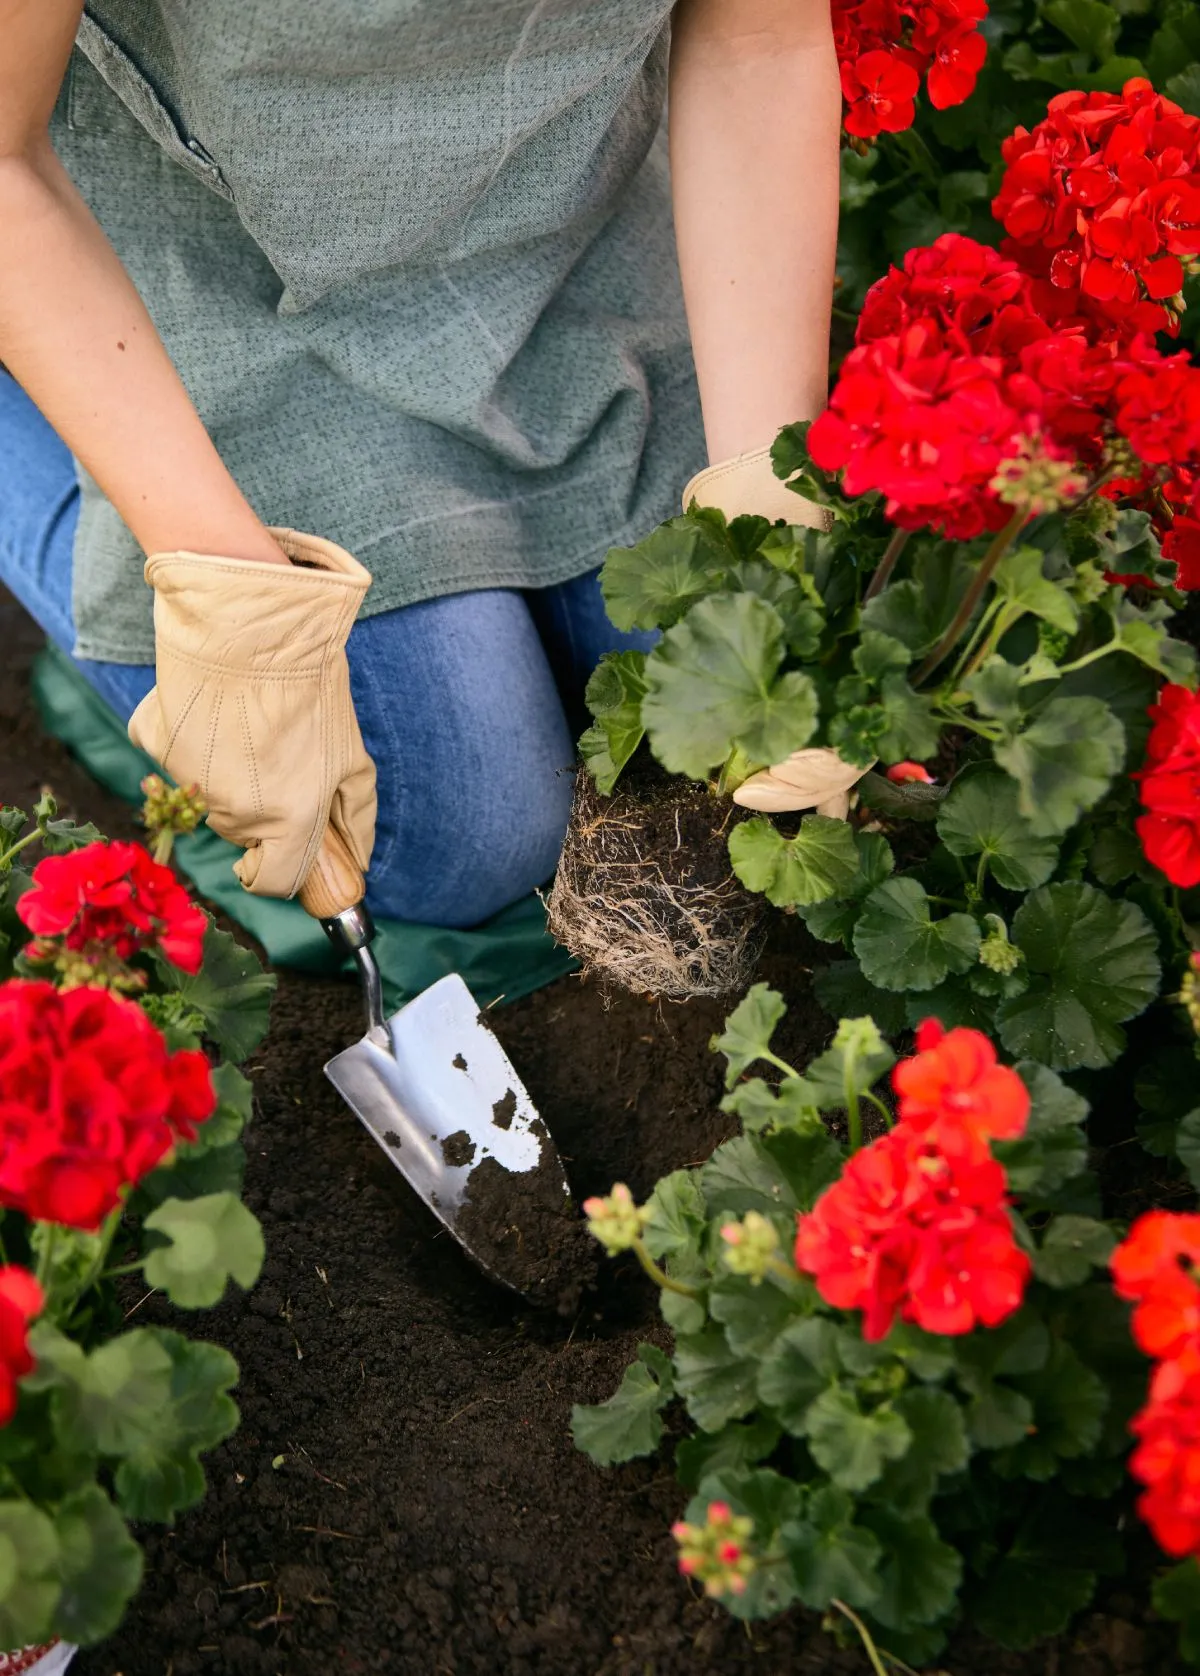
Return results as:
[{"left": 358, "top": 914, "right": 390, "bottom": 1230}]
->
[
  {"left": 0, "top": 1267, "right": 43, "bottom": 1427},
  {"left": 886, "top": 761, "right": 935, "bottom": 783},
  {"left": 0, "top": 979, "right": 216, "bottom": 1229},
  {"left": 892, "top": 1017, "right": 1031, "bottom": 1159},
  {"left": 18, "top": 841, "right": 207, "bottom": 974},
  {"left": 795, "top": 1124, "right": 1030, "bottom": 1339},
  {"left": 1129, "top": 1356, "right": 1200, "bottom": 1558},
  {"left": 926, "top": 21, "right": 987, "bottom": 109},
  {"left": 1134, "top": 686, "right": 1200, "bottom": 888},
  {"left": 994, "top": 80, "right": 1200, "bottom": 338},
  {"left": 841, "top": 50, "right": 921, "bottom": 138}
]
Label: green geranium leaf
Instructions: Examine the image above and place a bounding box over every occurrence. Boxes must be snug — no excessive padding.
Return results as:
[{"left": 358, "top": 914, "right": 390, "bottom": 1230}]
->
[
  {"left": 641, "top": 1169, "right": 706, "bottom": 1261},
  {"left": 998, "top": 882, "right": 1161, "bottom": 1070},
  {"left": 936, "top": 770, "right": 1060, "bottom": 891},
  {"left": 804, "top": 1386, "right": 912, "bottom": 1492},
  {"left": 857, "top": 771, "right": 944, "bottom": 822},
  {"left": 1035, "top": 1216, "right": 1116, "bottom": 1289},
  {"left": 722, "top": 1077, "right": 823, "bottom": 1135},
  {"left": 994, "top": 696, "right": 1125, "bottom": 838},
  {"left": 53, "top": 1486, "right": 144, "bottom": 1646},
  {"left": 710, "top": 1273, "right": 804, "bottom": 1359},
  {"left": 860, "top": 550, "right": 974, "bottom": 654},
  {"left": 1166, "top": 64, "right": 1200, "bottom": 118},
  {"left": 135, "top": 1139, "right": 246, "bottom": 1212},
  {"left": 782, "top": 1484, "right": 883, "bottom": 1611},
  {"left": 1177, "top": 1111, "right": 1200, "bottom": 1192},
  {"left": 1153, "top": 1559, "right": 1200, "bottom": 1664},
  {"left": 570, "top": 1344, "right": 674, "bottom": 1466},
  {"left": 876, "top": 675, "right": 943, "bottom": 762},
  {"left": 600, "top": 518, "right": 729, "bottom": 632},
  {"left": 1043, "top": 0, "right": 1119, "bottom": 59},
  {"left": 112, "top": 1331, "right": 240, "bottom": 1523},
  {"left": 970, "top": 1493, "right": 1120, "bottom": 1649},
  {"left": 994, "top": 545, "right": 1080, "bottom": 636},
  {"left": 967, "top": 1382, "right": 1035, "bottom": 1450},
  {"left": 143, "top": 1193, "right": 265, "bottom": 1309},
  {"left": 0, "top": 1502, "right": 60, "bottom": 1649},
  {"left": 28, "top": 1324, "right": 174, "bottom": 1457},
  {"left": 728, "top": 814, "right": 860, "bottom": 909},
  {"left": 862, "top": 1508, "right": 963, "bottom": 1632},
  {"left": 675, "top": 1416, "right": 782, "bottom": 1492},
  {"left": 993, "top": 1062, "right": 1090, "bottom": 1198},
  {"left": 700, "top": 1135, "right": 802, "bottom": 1218},
  {"left": 757, "top": 1317, "right": 843, "bottom": 1433},
  {"left": 729, "top": 558, "right": 825, "bottom": 659},
  {"left": 186, "top": 1061, "right": 253, "bottom": 1154},
  {"left": 853, "top": 878, "right": 981, "bottom": 992},
  {"left": 965, "top": 657, "right": 1025, "bottom": 725},
  {"left": 872, "top": 1387, "right": 969, "bottom": 1517},
  {"left": 793, "top": 1016, "right": 896, "bottom": 1111},
  {"left": 998, "top": 1342, "right": 1109, "bottom": 1479},
  {"left": 641, "top": 593, "right": 818, "bottom": 781},
  {"left": 760, "top": 1126, "right": 844, "bottom": 1212},
  {"left": 675, "top": 1328, "right": 759, "bottom": 1432},
  {"left": 799, "top": 831, "right": 896, "bottom": 946},
  {"left": 712, "top": 984, "right": 788, "bottom": 1087},
  {"left": 580, "top": 651, "right": 648, "bottom": 794},
  {"left": 813, "top": 961, "right": 909, "bottom": 1037},
  {"left": 156, "top": 924, "right": 276, "bottom": 1062}
]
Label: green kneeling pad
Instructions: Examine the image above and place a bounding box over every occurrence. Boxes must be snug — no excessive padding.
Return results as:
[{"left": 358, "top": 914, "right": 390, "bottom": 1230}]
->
[{"left": 31, "top": 644, "right": 575, "bottom": 1012}]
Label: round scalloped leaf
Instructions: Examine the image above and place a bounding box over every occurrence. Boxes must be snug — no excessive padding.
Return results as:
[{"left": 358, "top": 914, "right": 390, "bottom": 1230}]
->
[
  {"left": 997, "top": 882, "right": 1161, "bottom": 1071},
  {"left": 852, "top": 878, "right": 981, "bottom": 992},
  {"left": 936, "top": 770, "right": 1060, "bottom": 891}
]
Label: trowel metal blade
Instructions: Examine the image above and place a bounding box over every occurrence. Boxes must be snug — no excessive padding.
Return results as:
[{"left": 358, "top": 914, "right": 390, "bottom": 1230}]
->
[{"left": 322, "top": 973, "right": 568, "bottom": 1283}]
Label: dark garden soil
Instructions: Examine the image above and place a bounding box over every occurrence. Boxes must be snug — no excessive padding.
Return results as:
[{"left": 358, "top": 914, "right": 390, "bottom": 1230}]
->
[{"left": 0, "top": 590, "right": 1180, "bottom": 1676}]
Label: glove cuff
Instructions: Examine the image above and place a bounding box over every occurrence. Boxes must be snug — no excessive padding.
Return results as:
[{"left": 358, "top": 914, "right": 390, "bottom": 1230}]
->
[{"left": 683, "top": 446, "right": 833, "bottom": 533}]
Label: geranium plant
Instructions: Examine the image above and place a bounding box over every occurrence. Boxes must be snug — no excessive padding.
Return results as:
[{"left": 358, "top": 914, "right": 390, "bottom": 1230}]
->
[
  {"left": 573, "top": 993, "right": 1200, "bottom": 1665},
  {"left": 0, "top": 786, "right": 274, "bottom": 1659}
]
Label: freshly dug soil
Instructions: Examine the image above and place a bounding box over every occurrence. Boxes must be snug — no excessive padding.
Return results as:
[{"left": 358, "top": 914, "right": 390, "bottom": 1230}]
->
[
  {"left": 547, "top": 762, "right": 765, "bottom": 1000},
  {"left": 0, "top": 593, "right": 1180, "bottom": 1676}
]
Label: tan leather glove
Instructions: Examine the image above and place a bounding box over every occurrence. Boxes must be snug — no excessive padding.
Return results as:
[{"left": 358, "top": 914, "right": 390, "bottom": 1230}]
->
[
  {"left": 128, "top": 527, "right": 376, "bottom": 899},
  {"left": 686, "top": 446, "right": 867, "bottom": 821},
  {"left": 683, "top": 445, "right": 834, "bottom": 532}
]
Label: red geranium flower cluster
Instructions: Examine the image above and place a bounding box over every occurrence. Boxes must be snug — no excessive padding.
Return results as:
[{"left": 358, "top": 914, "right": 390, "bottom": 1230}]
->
[
  {"left": 0, "top": 1267, "right": 42, "bottom": 1427},
  {"left": 0, "top": 979, "right": 216, "bottom": 1230},
  {"left": 994, "top": 80, "right": 1200, "bottom": 339},
  {"left": 1112, "top": 1212, "right": 1200, "bottom": 1557},
  {"left": 809, "top": 220, "right": 1200, "bottom": 545},
  {"left": 834, "top": 0, "right": 987, "bottom": 140},
  {"left": 17, "top": 841, "right": 207, "bottom": 975},
  {"left": 1134, "top": 684, "right": 1200, "bottom": 888},
  {"left": 794, "top": 1019, "right": 1031, "bottom": 1340}
]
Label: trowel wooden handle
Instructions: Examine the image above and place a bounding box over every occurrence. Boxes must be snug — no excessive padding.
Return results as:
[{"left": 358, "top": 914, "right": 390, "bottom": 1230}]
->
[{"left": 299, "top": 826, "right": 366, "bottom": 921}]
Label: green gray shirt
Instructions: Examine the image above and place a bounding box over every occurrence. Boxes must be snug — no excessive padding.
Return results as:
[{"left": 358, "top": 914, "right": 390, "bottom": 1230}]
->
[{"left": 51, "top": 0, "right": 704, "bottom": 663}]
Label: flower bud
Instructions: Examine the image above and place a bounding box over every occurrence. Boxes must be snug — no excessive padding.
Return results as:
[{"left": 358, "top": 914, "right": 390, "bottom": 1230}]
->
[
  {"left": 885, "top": 761, "right": 934, "bottom": 785},
  {"left": 991, "top": 435, "right": 1086, "bottom": 516},
  {"left": 140, "top": 774, "right": 208, "bottom": 839},
  {"left": 672, "top": 1501, "right": 757, "bottom": 1599},
  {"left": 720, "top": 1212, "right": 781, "bottom": 1283},
  {"left": 581, "top": 1184, "right": 648, "bottom": 1255},
  {"left": 978, "top": 915, "right": 1024, "bottom": 977},
  {"left": 1178, "top": 954, "right": 1200, "bottom": 1037}
]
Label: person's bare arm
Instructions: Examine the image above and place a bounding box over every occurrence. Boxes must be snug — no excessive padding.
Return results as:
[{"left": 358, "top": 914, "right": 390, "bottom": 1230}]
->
[
  {"left": 0, "top": 0, "right": 286, "bottom": 563},
  {"left": 669, "top": 0, "right": 841, "bottom": 464}
]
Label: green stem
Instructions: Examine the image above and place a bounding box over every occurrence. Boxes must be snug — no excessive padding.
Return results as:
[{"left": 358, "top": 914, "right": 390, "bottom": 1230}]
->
[
  {"left": 35, "top": 1225, "right": 58, "bottom": 1293},
  {"left": 830, "top": 1599, "right": 889, "bottom": 1676},
  {"left": 931, "top": 707, "right": 1004, "bottom": 744},
  {"left": 151, "top": 828, "right": 176, "bottom": 866},
  {"left": 0, "top": 828, "right": 43, "bottom": 870},
  {"left": 957, "top": 604, "right": 1022, "bottom": 687},
  {"left": 973, "top": 852, "right": 990, "bottom": 903},
  {"left": 863, "top": 528, "right": 910, "bottom": 604},
  {"left": 632, "top": 1241, "right": 700, "bottom": 1299},
  {"left": 99, "top": 1260, "right": 146, "bottom": 1281},
  {"left": 913, "top": 510, "right": 1030, "bottom": 686},
  {"left": 947, "top": 597, "right": 1004, "bottom": 686},
  {"left": 861, "top": 1090, "right": 893, "bottom": 1128},
  {"left": 843, "top": 1048, "right": 862, "bottom": 1155},
  {"left": 762, "top": 1050, "right": 802, "bottom": 1081},
  {"left": 1050, "top": 639, "right": 1118, "bottom": 679}
]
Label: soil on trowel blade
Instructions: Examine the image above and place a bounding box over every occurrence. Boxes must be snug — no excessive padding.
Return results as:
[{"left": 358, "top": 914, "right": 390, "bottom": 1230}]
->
[
  {"left": 439, "top": 1129, "right": 477, "bottom": 1169},
  {"left": 0, "top": 592, "right": 1180, "bottom": 1676},
  {"left": 455, "top": 1120, "right": 597, "bottom": 1315}
]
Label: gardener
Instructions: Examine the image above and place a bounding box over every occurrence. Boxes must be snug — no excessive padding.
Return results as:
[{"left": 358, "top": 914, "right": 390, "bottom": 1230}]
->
[{"left": 0, "top": 0, "right": 839, "bottom": 925}]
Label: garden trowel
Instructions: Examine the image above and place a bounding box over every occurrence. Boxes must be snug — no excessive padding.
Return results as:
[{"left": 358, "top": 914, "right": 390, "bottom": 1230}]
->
[{"left": 300, "top": 828, "right": 574, "bottom": 1302}]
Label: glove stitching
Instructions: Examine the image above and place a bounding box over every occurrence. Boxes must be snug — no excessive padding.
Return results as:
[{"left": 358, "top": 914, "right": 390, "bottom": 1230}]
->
[
  {"left": 201, "top": 688, "right": 223, "bottom": 801},
  {"left": 235, "top": 692, "right": 265, "bottom": 822},
  {"left": 153, "top": 648, "right": 331, "bottom": 682},
  {"left": 160, "top": 680, "right": 203, "bottom": 769}
]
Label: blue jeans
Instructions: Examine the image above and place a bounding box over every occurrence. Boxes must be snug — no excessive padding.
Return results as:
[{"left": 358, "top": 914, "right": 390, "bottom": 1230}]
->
[{"left": 0, "top": 374, "right": 651, "bottom": 926}]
